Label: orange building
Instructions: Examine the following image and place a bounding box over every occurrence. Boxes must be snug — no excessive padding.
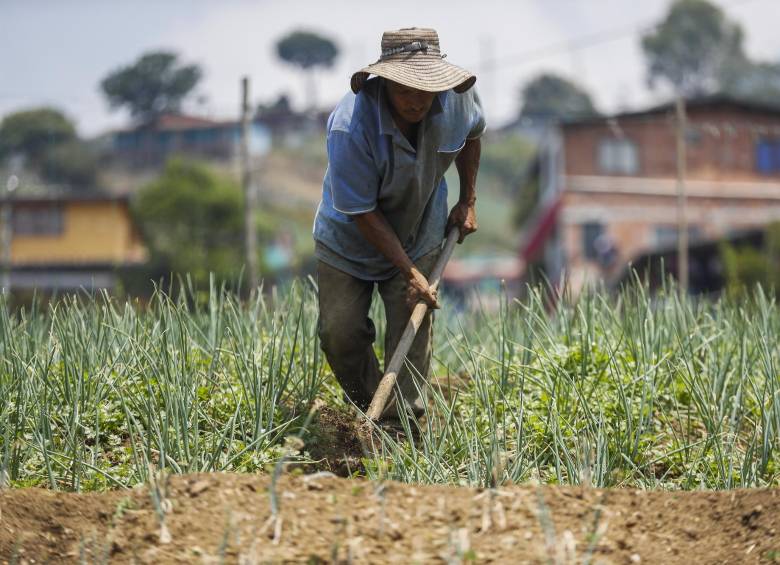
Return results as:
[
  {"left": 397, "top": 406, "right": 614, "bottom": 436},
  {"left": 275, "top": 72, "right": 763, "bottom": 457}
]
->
[
  {"left": 520, "top": 96, "right": 780, "bottom": 293},
  {"left": 6, "top": 193, "right": 146, "bottom": 291}
]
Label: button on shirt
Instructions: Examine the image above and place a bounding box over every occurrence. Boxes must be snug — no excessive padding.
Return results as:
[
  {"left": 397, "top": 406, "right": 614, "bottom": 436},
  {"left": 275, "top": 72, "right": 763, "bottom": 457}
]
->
[{"left": 312, "top": 77, "right": 486, "bottom": 280}]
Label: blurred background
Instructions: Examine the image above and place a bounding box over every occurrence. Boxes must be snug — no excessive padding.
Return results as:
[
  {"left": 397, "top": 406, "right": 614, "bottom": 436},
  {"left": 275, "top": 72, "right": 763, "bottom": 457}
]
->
[{"left": 2, "top": 0, "right": 779, "bottom": 306}]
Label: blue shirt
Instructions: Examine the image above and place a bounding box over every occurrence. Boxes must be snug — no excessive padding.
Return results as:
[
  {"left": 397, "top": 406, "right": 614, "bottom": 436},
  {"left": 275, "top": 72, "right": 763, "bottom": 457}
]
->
[{"left": 312, "top": 77, "right": 486, "bottom": 280}]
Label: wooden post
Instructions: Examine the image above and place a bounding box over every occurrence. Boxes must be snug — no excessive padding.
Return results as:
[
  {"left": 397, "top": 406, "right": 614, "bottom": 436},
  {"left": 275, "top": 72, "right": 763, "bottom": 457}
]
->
[
  {"left": 675, "top": 96, "right": 689, "bottom": 293},
  {"left": 241, "top": 77, "right": 259, "bottom": 292},
  {"left": 365, "top": 229, "right": 460, "bottom": 422}
]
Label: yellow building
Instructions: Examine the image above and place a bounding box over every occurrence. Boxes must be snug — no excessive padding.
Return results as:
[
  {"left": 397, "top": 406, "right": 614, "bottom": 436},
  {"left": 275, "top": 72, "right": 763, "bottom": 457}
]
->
[{"left": 8, "top": 194, "right": 146, "bottom": 291}]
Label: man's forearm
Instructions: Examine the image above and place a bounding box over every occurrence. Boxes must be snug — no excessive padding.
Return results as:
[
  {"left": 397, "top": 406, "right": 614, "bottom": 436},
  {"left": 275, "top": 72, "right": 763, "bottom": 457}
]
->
[
  {"left": 354, "top": 209, "right": 439, "bottom": 307},
  {"left": 455, "top": 137, "right": 481, "bottom": 204},
  {"left": 354, "top": 209, "right": 415, "bottom": 277}
]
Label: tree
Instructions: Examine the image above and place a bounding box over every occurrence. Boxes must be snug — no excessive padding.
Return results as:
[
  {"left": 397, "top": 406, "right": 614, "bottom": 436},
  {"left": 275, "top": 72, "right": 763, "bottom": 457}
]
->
[
  {"left": 256, "top": 93, "right": 294, "bottom": 121},
  {"left": 719, "top": 60, "right": 780, "bottom": 108},
  {"left": 641, "top": 0, "right": 745, "bottom": 96},
  {"left": 519, "top": 73, "right": 597, "bottom": 121},
  {"left": 0, "top": 108, "right": 76, "bottom": 162},
  {"left": 134, "top": 159, "right": 245, "bottom": 286},
  {"left": 0, "top": 107, "right": 100, "bottom": 189},
  {"left": 721, "top": 222, "right": 780, "bottom": 297},
  {"left": 100, "top": 51, "right": 202, "bottom": 122},
  {"left": 275, "top": 30, "right": 339, "bottom": 109},
  {"left": 40, "top": 141, "right": 99, "bottom": 187}
]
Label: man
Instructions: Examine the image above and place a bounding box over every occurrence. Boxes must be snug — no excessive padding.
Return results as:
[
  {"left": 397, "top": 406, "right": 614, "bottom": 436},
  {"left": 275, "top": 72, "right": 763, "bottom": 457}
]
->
[{"left": 313, "top": 27, "right": 484, "bottom": 421}]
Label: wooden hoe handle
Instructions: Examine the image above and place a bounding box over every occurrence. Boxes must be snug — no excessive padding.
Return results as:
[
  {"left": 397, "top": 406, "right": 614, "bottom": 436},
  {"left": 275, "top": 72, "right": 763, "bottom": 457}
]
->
[{"left": 365, "top": 229, "right": 460, "bottom": 421}]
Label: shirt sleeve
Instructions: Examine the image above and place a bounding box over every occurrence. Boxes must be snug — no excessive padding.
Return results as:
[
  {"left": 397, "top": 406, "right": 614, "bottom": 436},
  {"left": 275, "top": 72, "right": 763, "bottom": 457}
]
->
[
  {"left": 327, "top": 130, "right": 380, "bottom": 215},
  {"left": 466, "top": 88, "right": 487, "bottom": 140}
]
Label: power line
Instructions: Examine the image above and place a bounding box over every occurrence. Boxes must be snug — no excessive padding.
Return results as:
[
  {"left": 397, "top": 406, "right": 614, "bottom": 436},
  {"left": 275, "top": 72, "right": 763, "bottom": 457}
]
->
[
  {"left": 475, "top": 0, "right": 764, "bottom": 71},
  {"left": 479, "top": 21, "right": 654, "bottom": 70}
]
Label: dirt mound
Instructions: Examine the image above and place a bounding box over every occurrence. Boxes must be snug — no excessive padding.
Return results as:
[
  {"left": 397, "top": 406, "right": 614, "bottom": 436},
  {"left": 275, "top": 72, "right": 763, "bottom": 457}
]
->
[
  {"left": 2, "top": 473, "right": 778, "bottom": 563},
  {"left": 303, "top": 405, "right": 366, "bottom": 476}
]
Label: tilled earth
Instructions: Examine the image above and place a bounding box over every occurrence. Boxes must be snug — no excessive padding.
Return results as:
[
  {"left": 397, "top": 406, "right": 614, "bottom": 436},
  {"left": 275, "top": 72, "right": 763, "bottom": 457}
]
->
[{"left": 1, "top": 472, "right": 779, "bottom": 564}]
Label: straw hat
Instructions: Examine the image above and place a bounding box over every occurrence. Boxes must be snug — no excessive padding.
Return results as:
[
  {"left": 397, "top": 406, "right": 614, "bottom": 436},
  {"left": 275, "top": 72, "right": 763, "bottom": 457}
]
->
[{"left": 351, "top": 28, "right": 476, "bottom": 94}]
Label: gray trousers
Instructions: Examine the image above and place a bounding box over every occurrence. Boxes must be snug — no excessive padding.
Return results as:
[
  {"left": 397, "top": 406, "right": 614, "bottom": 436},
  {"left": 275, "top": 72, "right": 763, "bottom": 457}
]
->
[{"left": 316, "top": 249, "right": 439, "bottom": 417}]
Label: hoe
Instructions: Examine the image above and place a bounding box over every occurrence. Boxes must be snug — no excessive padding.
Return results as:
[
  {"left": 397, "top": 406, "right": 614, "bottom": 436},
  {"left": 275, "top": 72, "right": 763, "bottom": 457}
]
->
[{"left": 363, "top": 228, "right": 460, "bottom": 425}]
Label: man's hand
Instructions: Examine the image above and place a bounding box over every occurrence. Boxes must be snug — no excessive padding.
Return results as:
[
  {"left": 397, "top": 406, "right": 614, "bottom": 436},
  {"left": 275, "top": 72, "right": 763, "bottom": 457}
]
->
[
  {"left": 405, "top": 266, "right": 439, "bottom": 310},
  {"left": 447, "top": 201, "right": 478, "bottom": 244}
]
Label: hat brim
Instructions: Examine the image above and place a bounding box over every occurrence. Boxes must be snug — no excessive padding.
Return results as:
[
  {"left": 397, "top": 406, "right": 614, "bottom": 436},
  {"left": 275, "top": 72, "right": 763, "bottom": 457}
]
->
[{"left": 351, "top": 59, "right": 476, "bottom": 94}]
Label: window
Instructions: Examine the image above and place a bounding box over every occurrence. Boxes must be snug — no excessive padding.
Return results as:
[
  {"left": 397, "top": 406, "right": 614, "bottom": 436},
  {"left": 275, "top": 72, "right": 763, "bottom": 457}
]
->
[
  {"left": 598, "top": 138, "right": 639, "bottom": 175},
  {"left": 654, "top": 225, "right": 702, "bottom": 249},
  {"left": 582, "top": 222, "right": 604, "bottom": 260},
  {"left": 756, "top": 139, "right": 780, "bottom": 174},
  {"left": 12, "top": 205, "right": 64, "bottom": 236}
]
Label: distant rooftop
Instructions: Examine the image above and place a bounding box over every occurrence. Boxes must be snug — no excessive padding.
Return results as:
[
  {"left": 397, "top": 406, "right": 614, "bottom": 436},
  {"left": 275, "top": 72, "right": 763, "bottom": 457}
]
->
[
  {"left": 116, "top": 112, "right": 241, "bottom": 133},
  {"left": 2, "top": 177, "right": 124, "bottom": 204},
  {"left": 563, "top": 94, "right": 780, "bottom": 127},
  {"left": 147, "top": 113, "right": 225, "bottom": 130}
]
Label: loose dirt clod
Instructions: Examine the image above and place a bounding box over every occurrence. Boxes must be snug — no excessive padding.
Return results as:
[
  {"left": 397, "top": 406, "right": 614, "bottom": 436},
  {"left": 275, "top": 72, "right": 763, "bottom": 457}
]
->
[
  {"left": 1, "top": 473, "right": 779, "bottom": 563},
  {"left": 187, "top": 480, "right": 210, "bottom": 497}
]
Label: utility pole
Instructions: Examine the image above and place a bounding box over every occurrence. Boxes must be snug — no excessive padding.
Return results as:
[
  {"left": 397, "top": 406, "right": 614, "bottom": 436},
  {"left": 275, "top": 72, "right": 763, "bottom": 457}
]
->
[
  {"left": 241, "top": 76, "right": 259, "bottom": 293},
  {"left": 479, "top": 36, "right": 495, "bottom": 117},
  {"left": 675, "top": 96, "right": 689, "bottom": 293}
]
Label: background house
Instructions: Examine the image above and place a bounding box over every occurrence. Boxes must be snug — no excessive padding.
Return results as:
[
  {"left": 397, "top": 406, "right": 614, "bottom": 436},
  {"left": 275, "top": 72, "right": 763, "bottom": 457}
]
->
[
  {"left": 520, "top": 96, "right": 780, "bottom": 293},
  {"left": 112, "top": 113, "right": 271, "bottom": 168},
  {"left": 5, "top": 189, "right": 147, "bottom": 291}
]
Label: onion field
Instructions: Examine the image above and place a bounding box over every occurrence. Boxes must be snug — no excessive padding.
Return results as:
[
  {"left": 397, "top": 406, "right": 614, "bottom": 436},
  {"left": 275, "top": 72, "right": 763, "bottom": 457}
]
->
[{"left": 1, "top": 278, "right": 778, "bottom": 493}]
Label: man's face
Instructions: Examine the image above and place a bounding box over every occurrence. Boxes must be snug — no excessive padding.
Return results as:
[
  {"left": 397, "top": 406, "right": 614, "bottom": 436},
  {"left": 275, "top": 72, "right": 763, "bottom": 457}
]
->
[{"left": 385, "top": 80, "right": 437, "bottom": 125}]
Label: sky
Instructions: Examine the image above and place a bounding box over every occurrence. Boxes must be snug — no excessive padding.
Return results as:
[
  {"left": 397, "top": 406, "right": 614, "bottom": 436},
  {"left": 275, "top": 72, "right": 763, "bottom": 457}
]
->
[{"left": 2, "top": 0, "right": 780, "bottom": 136}]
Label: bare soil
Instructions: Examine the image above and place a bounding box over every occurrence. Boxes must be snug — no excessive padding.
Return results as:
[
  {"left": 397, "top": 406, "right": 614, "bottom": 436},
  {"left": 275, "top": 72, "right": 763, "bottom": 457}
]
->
[
  {"left": 304, "top": 405, "right": 366, "bottom": 476},
  {"left": 2, "top": 471, "right": 779, "bottom": 564}
]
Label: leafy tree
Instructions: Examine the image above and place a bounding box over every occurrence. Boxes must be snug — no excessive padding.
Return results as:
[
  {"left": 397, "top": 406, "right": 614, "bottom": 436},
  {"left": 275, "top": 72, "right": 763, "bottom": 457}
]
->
[
  {"left": 275, "top": 30, "right": 339, "bottom": 109},
  {"left": 0, "top": 107, "right": 99, "bottom": 190},
  {"left": 40, "top": 141, "right": 99, "bottom": 187},
  {"left": 134, "top": 159, "right": 245, "bottom": 286},
  {"left": 276, "top": 31, "right": 339, "bottom": 71},
  {"left": 719, "top": 60, "right": 780, "bottom": 107},
  {"left": 0, "top": 107, "right": 76, "bottom": 162},
  {"left": 519, "top": 73, "right": 597, "bottom": 121},
  {"left": 480, "top": 134, "right": 535, "bottom": 194},
  {"left": 256, "top": 93, "right": 294, "bottom": 121},
  {"left": 641, "top": 0, "right": 745, "bottom": 96},
  {"left": 100, "top": 51, "right": 202, "bottom": 122},
  {"left": 721, "top": 223, "right": 780, "bottom": 296}
]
